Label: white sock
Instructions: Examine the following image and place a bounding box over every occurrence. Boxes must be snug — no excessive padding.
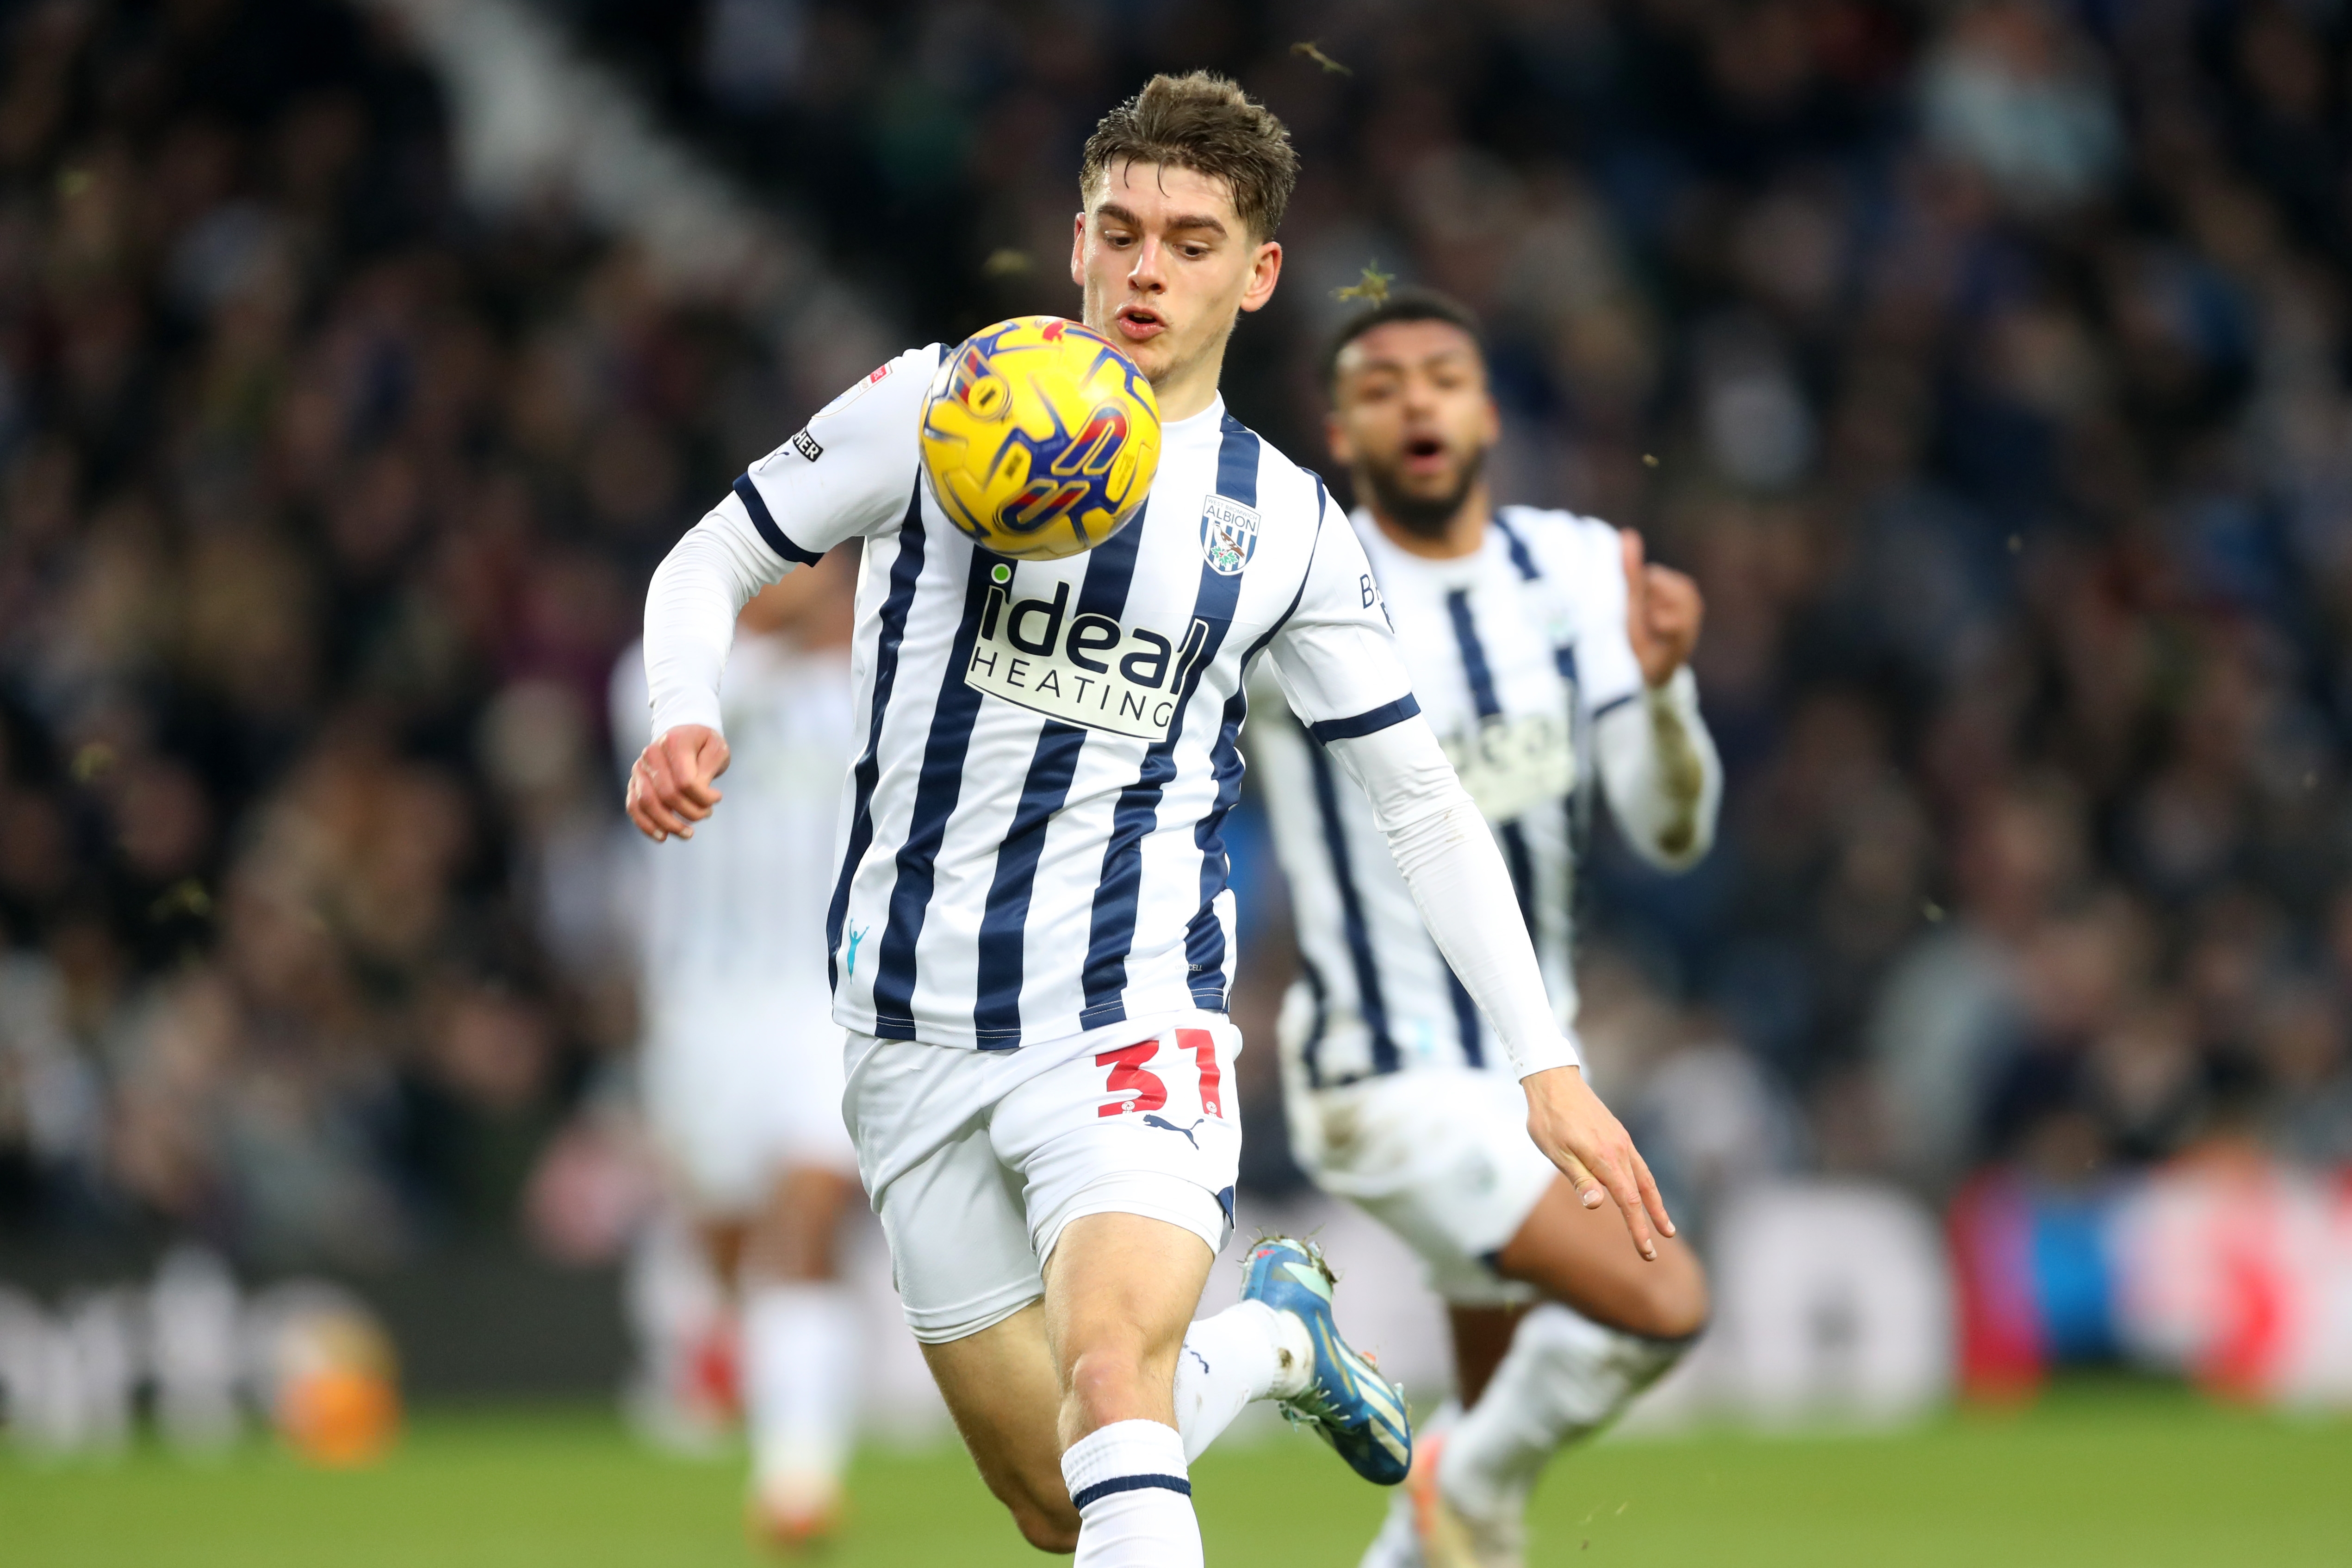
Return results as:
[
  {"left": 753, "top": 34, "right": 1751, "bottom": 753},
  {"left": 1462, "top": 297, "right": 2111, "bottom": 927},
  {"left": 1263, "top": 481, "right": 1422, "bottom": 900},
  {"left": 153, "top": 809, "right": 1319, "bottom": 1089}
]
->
[
  {"left": 620, "top": 1215, "right": 732, "bottom": 1450},
  {"left": 1172, "top": 1301, "right": 1312, "bottom": 1462},
  {"left": 1061, "top": 1418, "right": 1201, "bottom": 1568},
  {"left": 741, "top": 1282, "right": 860, "bottom": 1492},
  {"left": 1440, "top": 1304, "right": 1688, "bottom": 1521}
]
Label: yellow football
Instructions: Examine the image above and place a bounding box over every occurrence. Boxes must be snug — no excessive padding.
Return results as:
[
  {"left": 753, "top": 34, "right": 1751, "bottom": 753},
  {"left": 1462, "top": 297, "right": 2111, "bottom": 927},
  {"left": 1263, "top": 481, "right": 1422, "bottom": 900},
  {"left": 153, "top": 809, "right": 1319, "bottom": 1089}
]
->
[{"left": 918, "top": 316, "right": 1160, "bottom": 561}]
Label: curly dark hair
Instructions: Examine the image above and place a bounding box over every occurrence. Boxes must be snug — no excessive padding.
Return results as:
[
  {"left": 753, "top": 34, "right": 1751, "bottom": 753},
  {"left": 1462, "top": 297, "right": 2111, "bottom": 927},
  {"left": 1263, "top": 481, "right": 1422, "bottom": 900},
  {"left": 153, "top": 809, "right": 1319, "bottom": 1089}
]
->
[{"left": 1322, "top": 288, "right": 1486, "bottom": 392}]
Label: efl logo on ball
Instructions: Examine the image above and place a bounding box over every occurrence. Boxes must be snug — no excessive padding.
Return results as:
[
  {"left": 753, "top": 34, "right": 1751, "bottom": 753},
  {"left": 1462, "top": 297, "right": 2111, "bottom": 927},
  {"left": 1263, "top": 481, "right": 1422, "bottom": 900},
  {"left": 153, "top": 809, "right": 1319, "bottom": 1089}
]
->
[{"left": 918, "top": 316, "right": 1161, "bottom": 562}]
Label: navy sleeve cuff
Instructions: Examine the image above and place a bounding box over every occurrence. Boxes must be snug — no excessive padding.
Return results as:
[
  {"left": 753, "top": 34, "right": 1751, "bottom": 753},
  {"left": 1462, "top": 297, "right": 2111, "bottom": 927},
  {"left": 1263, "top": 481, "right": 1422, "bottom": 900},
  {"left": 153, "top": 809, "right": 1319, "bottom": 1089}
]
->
[
  {"left": 732, "top": 474, "right": 825, "bottom": 567},
  {"left": 1590, "top": 691, "right": 1638, "bottom": 720},
  {"left": 1308, "top": 694, "right": 1421, "bottom": 744}
]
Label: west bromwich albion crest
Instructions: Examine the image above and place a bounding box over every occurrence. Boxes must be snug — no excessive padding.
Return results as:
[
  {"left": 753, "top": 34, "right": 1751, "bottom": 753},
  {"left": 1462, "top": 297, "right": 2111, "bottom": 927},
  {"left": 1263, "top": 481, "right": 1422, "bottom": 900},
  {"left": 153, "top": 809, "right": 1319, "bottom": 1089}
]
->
[{"left": 1199, "top": 496, "right": 1259, "bottom": 576}]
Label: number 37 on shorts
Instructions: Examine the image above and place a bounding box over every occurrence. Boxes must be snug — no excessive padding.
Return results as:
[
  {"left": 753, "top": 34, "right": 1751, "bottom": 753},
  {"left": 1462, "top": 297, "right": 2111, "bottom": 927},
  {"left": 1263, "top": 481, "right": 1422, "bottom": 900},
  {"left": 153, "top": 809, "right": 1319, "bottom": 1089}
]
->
[{"left": 1094, "top": 1025, "right": 1227, "bottom": 1122}]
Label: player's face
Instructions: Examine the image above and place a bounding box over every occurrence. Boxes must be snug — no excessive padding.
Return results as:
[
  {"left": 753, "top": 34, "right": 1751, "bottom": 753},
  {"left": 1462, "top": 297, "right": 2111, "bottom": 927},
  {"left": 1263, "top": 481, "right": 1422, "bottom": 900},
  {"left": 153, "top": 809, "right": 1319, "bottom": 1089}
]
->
[
  {"left": 1071, "top": 161, "right": 1282, "bottom": 395},
  {"left": 1326, "top": 320, "right": 1500, "bottom": 531}
]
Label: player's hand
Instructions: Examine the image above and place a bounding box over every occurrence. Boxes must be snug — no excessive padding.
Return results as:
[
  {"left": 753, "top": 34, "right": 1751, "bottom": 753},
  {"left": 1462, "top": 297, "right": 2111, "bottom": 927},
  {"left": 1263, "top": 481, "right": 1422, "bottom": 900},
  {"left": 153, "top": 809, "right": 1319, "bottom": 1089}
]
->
[
  {"left": 627, "top": 724, "right": 731, "bottom": 843},
  {"left": 1522, "top": 1064, "right": 1676, "bottom": 1261},
  {"left": 1621, "top": 529, "right": 1703, "bottom": 688}
]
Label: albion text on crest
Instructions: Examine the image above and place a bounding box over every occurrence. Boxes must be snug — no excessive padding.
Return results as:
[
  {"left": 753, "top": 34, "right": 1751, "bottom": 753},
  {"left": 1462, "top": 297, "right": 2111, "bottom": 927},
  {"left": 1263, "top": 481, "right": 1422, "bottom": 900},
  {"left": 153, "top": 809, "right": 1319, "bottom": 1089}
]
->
[{"left": 1199, "top": 495, "right": 1259, "bottom": 576}]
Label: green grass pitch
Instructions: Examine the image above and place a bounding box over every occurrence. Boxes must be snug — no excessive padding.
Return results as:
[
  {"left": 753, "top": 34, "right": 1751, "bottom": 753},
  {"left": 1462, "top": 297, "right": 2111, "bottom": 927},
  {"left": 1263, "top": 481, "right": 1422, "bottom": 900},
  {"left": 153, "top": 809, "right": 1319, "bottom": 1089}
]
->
[{"left": 6, "top": 1382, "right": 2347, "bottom": 1567}]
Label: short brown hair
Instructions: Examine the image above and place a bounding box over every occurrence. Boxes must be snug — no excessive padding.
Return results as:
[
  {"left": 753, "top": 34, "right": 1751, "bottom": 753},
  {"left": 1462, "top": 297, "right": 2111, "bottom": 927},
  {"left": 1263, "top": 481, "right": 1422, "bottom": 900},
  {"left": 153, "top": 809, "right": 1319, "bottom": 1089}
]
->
[{"left": 1080, "top": 72, "right": 1298, "bottom": 241}]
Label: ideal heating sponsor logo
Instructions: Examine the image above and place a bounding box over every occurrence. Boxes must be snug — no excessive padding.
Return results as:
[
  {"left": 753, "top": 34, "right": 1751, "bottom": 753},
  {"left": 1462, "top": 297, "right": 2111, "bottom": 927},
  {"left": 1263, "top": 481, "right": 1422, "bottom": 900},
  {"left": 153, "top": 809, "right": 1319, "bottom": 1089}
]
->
[{"left": 964, "top": 564, "right": 1210, "bottom": 740}]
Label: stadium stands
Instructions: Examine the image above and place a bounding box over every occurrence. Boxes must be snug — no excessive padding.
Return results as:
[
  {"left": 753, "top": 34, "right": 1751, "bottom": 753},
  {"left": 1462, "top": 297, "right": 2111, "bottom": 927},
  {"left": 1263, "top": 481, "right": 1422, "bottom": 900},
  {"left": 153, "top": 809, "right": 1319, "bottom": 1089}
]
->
[{"left": 2, "top": 0, "right": 2351, "bottom": 1409}]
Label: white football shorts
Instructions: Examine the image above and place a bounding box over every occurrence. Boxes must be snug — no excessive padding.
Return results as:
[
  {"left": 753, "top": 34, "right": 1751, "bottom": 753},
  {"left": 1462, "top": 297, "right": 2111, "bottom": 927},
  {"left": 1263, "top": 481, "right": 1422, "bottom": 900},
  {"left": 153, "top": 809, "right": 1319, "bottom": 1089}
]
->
[
  {"left": 640, "top": 984, "right": 857, "bottom": 1213},
  {"left": 1290, "top": 1065, "right": 1557, "bottom": 1307},
  {"left": 845, "top": 1012, "right": 1241, "bottom": 1344}
]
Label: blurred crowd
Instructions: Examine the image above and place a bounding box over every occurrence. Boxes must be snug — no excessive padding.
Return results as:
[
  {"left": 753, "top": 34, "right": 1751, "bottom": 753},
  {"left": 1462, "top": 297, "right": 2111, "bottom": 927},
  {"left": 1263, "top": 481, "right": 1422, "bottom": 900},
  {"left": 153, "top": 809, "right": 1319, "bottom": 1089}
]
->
[
  {"left": 7, "top": 0, "right": 2352, "bottom": 1275},
  {"left": 0, "top": 0, "right": 817, "bottom": 1266}
]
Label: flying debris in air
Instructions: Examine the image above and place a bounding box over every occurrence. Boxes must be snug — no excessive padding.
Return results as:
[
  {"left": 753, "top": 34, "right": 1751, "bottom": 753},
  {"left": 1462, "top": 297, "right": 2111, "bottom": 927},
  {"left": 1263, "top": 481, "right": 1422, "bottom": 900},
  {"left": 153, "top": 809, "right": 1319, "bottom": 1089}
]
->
[
  {"left": 71, "top": 741, "right": 117, "bottom": 782},
  {"left": 149, "top": 878, "right": 212, "bottom": 920},
  {"left": 983, "top": 248, "right": 1034, "bottom": 279},
  {"left": 1334, "top": 263, "right": 1394, "bottom": 306},
  {"left": 1291, "top": 40, "right": 1354, "bottom": 76}
]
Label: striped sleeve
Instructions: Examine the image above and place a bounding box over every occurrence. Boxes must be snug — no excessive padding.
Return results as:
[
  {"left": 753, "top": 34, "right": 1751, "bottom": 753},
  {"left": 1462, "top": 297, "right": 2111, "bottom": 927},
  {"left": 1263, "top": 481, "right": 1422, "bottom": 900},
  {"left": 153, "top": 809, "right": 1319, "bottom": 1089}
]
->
[
  {"left": 643, "top": 345, "right": 937, "bottom": 739},
  {"left": 732, "top": 343, "right": 939, "bottom": 563}
]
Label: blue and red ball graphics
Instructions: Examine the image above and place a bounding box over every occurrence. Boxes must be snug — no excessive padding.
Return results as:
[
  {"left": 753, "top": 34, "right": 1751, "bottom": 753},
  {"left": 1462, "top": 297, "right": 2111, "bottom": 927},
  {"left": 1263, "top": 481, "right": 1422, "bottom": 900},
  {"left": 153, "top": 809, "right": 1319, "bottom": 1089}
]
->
[{"left": 918, "top": 316, "right": 1162, "bottom": 562}]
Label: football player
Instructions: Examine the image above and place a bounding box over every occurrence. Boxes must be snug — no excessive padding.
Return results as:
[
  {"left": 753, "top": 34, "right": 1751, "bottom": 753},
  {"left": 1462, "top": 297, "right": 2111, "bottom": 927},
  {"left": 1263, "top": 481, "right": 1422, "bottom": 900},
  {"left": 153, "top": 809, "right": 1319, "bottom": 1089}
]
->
[
  {"left": 1254, "top": 289, "right": 1719, "bottom": 1568},
  {"left": 611, "top": 552, "right": 863, "bottom": 1547}
]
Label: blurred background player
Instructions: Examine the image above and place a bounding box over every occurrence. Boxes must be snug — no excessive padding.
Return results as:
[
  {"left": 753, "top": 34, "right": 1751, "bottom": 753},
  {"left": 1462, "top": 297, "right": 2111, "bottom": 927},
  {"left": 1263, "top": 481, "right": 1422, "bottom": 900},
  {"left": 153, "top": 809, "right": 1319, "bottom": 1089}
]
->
[
  {"left": 610, "top": 550, "right": 862, "bottom": 1549},
  {"left": 1253, "top": 291, "right": 1722, "bottom": 1568}
]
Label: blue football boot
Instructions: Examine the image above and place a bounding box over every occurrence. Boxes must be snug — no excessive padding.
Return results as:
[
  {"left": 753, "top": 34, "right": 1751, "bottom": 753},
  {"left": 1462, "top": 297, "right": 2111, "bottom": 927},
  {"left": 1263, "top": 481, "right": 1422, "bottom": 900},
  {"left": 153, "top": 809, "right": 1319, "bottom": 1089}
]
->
[{"left": 1240, "top": 1236, "right": 1413, "bottom": 1486}]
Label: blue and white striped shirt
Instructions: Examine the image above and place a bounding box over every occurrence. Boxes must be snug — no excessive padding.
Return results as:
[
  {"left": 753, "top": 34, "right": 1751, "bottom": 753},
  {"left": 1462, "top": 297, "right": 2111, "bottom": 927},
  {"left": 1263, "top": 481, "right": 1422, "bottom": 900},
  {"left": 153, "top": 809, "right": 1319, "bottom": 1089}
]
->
[
  {"left": 1255, "top": 507, "right": 1648, "bottom": 1087},
  {"left": 671, "top": 345, "right": 1421, "bottom": 1051}
]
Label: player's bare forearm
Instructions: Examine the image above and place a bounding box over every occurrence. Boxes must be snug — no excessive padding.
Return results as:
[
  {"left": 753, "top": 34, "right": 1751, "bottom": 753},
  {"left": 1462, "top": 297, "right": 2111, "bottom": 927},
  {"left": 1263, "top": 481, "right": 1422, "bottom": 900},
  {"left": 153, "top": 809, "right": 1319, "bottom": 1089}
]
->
[
  {"left": 627, "top": 724, "right": 731, "bottom": 842},
  {"left": 1521, "top": 1065, "right": 1676, "bottom": 1261}
]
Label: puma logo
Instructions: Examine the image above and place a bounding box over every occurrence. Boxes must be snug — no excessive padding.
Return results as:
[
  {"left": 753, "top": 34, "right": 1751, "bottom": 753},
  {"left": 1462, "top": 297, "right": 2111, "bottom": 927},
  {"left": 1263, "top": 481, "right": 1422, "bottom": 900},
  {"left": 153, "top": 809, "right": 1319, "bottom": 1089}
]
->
[{"left": 1142, "top": 1114, "right": 1206, "bottom": 1149}]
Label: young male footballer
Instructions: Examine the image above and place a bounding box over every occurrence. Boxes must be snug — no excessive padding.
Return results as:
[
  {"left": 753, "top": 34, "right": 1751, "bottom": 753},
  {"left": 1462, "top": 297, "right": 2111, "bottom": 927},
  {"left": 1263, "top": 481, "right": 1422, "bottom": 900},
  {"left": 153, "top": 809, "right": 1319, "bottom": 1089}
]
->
[
  {"left": 626, "top": 74, "right": 1675, "bottom": 1568},
  {"left": 610, "top": 554, "right": 863, "bottom": 1549},
  {"left": 1253, "top": 291, "right": 1720, "bottom": 1568}
]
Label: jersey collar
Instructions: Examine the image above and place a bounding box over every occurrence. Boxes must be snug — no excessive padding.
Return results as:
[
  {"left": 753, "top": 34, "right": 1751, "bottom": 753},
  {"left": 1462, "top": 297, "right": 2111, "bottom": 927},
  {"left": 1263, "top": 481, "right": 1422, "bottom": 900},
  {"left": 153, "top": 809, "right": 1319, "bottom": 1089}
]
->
[
  {"left": 1350, "top": 505, "right": 1503, "bottom": 588},
  {"left": 1160, "top": 394, "right": 1227, "bottom": 443}
]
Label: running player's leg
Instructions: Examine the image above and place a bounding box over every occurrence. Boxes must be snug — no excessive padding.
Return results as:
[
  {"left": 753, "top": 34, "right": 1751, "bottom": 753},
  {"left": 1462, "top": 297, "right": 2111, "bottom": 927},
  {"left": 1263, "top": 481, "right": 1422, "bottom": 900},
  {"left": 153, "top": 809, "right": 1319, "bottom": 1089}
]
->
[
  {"left": 1008, "top": 1018, "right": 1403, "bottom": 1565},
  {"left": 919, "top": 1209, "right": 1322, "bottom": 1560},
  {"left": 1047, "top": 1211, "right": 1212, "bottom": 1439},
  {"left": 921, "top": 1304, "right": 1083, "bottom": 1550},
  {"left": 881, "top": 1149, "right": 1095, "bottom": 1549},
  {"left": 912, "top": 1232, "right": 1289, "bottom": 1561},
  {"left": 738, "top": 1016, "right": 865, "bottom": 1543},
  {"left": 619, "top": 1207, "right": 738, "bottom": 1449},
  {"left": 1008, "top": 1022, "right": 1269, "bottom": 1568},
  {"left": 900, "top": 1145, "right": 1274, "bottom": 1557},
  {"left": 849, "top": 1031, "right": 1080, "bottom": 1549},
  {"left": 1050, "top": 1028, "right": 1410, "bottom": 1450},
  {"left": 1444, "top": 1302, "right": 1527, "bottom": 1407},
  {"left": 1045, "top": 1211, "right": 1217, "bottom": 1565},
  {"left": 1358, "top": 1308, "right": 1517, "bottom": 1568},
  {"left": 1318, "top": 1070, "right": 1702, "bottom": 1567},
  {"left": 630, "top": 1009, "right": 772, "bottom": 1452},
  {"left": 1327, "top": 1076, "right": 1549, "bottom": 1568},
  {"left": 1426, "top": 1179, "right": 1705, "bottom": 1563},
  {"left": 866, "top": 1023, "right": 1395, "bottom": 1563},
  {"left": 740, "top": 1162, "right": 862, "bottom": 1543},
  {"left": 1489, "top": 1176, "right": 1707, "bottom": 1339}
]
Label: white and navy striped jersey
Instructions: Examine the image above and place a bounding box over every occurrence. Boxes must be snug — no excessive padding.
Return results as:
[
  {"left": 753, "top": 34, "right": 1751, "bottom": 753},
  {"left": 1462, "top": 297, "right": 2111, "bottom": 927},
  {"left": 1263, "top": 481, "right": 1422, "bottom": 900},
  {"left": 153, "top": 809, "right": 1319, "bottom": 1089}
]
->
[
  {"left": 1254, "top": 507, "right": 1645, "bottom": 1087},
  {"left": 612, "top": 635, "right": 854, "bottom": 1011},
  {"left": 687, "top": 344, "right": 1418, "bottom": 1051}
]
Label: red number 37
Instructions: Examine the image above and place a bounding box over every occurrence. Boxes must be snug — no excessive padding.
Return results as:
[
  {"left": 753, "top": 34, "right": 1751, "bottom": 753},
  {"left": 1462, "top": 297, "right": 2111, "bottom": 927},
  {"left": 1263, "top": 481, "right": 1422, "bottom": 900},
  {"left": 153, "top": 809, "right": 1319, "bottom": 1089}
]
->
[{"left": 1096, "top": 1029, "right": 1222, "bottom": 1119}]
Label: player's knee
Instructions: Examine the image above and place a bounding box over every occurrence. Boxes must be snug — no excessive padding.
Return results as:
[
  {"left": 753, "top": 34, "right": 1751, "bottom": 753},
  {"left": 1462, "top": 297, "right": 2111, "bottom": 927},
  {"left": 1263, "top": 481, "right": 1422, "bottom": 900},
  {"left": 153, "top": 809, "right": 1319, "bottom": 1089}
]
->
[
  {"left": 1627, "top": 1256, "right": 1710, "bottom": 1342},
  {"left": 1063, "top": 1344, "right": 1157, "bottom": 1428}
]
